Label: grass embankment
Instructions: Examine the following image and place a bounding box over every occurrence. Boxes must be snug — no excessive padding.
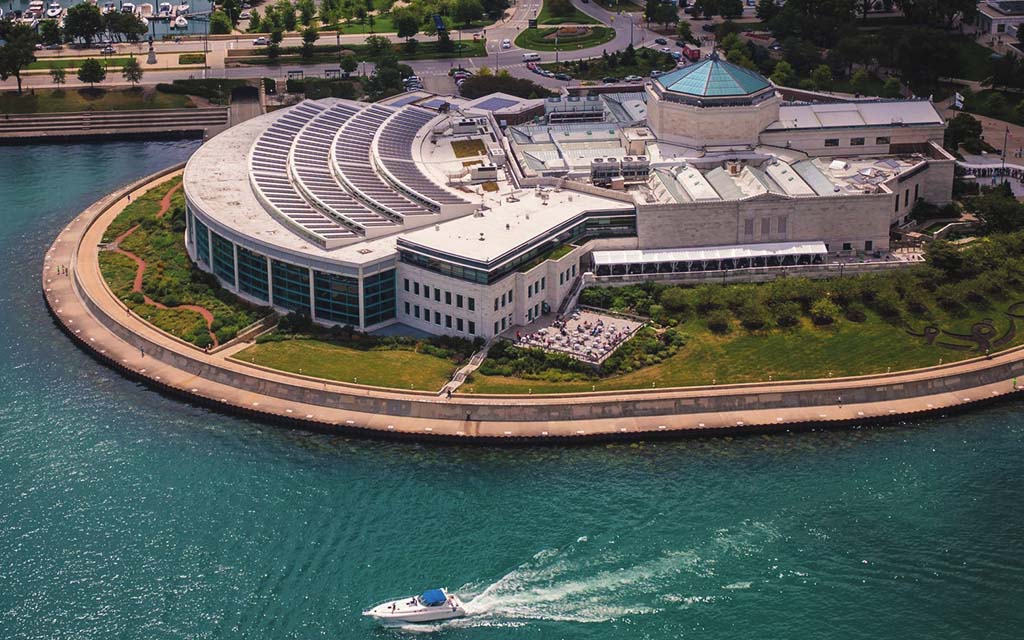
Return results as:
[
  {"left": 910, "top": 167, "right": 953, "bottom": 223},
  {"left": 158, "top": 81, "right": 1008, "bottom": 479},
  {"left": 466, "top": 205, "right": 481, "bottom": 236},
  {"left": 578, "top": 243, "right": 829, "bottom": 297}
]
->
[
  {"left": 0, "top": 87, "right": 193, "bottom": 113},
  {"left": 542, "top": 47, "right": 676, "bottom": 81},
  {"left": 235, "top": 339, "right": 459, "bottom": 390},
  {"left": 515, "top": 26, "right": 615, "bottom": 52},
  {"left": 27, "top": 57, "right": 134, "bottom": 70},
  {"left": 537, "top": 3, "right": 600, "bottom": 25},
  {"left": 465, "top": 242, "right": 1024, "bottom": 393},
  {"left": 98, "top": 177, "right": 266, "bottom": 347}
]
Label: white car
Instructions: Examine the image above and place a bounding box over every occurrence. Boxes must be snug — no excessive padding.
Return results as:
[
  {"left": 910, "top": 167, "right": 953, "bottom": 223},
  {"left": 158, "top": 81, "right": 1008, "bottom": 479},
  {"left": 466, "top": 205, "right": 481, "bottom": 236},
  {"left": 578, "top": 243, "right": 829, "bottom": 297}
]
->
[
  {"left": 252, "top": 36, "right": 268, "bottom": 46},
  {"left": 501, "top": 38, "right": 511, "bottom": 49},
  {"left": 624, "top": 74, "right": 642, "bottom": 82}
]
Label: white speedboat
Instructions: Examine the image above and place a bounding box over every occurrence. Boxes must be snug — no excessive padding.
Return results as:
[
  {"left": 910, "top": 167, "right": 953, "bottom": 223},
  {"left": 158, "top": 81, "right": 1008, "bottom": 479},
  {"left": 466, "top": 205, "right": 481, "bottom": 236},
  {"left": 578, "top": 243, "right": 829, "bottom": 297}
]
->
[
  {"left": 138, "top": 2, "right": 153, "bottom": 18},
  {"left": 172, "top": 14, "right": 187, "bottom": 27},
  {"left": 121, "top": 2, "right": 135, "bottom": 13},
  {"left": 45, "top": 2, "right": 63, "bottom": 19},
  {"left": 363, "top": 588, "right": 466, "bottom": 625},
  {"left": 175, "top": 3, "right": 189, "bottom": 14},
  {"left": 101, "top": 1, "right": 116, "bottom": 14},
  {"left": 157, "top": 2, "right": 172, "bottom": 18}
]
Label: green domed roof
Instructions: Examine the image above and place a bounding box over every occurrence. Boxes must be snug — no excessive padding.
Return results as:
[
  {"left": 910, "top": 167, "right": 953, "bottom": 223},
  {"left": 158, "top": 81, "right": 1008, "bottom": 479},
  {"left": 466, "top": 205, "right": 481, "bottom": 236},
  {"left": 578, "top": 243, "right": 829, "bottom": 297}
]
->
[{"left": 655, "top": 54, "right": 772, "bottom": 98}]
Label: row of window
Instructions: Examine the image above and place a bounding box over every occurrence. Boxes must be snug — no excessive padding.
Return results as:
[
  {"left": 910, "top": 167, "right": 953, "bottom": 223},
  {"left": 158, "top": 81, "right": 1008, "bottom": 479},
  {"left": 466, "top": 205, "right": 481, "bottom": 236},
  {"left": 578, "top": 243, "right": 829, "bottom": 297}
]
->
[
  {"left": 894, "top": 183, "right": 921, "bottom": 213},
  {"left": 494, "top": 313, "right": 514, "bottom": 335},
  {"left": 527, "top": 277, "right": 546, "bottom": 298},
  {"left": 743, "top": 215, "right": 788, "bottom": 238},
  {"left": 403, "top": 278, "right": 477, "bottom": 311},
  {"left": 558, "top": 264, "right": 578, "bottom": 286},
  {"left": 403, "top": 302, "right": 477, "bottom": 335},
  {"left": 824, "top": 136, "right": 891, "bottom": 147},
  {"left": 494, "top": 288, "right": 514, "bottom": 311}
]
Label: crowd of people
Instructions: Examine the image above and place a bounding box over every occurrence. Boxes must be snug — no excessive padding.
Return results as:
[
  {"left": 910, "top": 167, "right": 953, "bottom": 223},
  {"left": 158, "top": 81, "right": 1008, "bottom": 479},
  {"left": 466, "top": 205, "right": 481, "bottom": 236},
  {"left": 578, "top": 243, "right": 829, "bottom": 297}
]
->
[
  {"left": 514, "top": 310, "right": 642, "bottom": 364},
  {"left": 961, "top": 164, "right": 1024, "bottom": 185}
]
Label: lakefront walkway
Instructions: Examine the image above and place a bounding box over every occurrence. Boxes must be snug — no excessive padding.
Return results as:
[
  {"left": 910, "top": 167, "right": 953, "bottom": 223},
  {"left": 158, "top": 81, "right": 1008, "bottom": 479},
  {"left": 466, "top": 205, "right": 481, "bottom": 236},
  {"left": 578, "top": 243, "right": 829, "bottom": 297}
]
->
[{"left": 42, "top": 166, "right": 1024, "bottom": 442}]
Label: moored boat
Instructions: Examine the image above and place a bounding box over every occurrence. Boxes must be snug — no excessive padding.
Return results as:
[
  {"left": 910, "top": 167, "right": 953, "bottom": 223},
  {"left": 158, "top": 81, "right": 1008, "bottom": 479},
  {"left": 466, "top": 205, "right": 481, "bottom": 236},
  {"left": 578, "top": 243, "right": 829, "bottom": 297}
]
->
[
  {"left": 45, "top": 2, "right": 63, "bottom": 19},
  {"left": 363, "top": 588, "right": 466, "bottom": 625},
  {"left": 172, "top": 14, "right": 187, "bottom": 27}
]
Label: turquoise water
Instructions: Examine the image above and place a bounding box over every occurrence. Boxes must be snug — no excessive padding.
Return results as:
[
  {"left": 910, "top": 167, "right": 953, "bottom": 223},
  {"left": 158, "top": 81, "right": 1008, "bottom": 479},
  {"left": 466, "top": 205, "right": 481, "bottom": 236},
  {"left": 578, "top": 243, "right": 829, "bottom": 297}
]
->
[{"left": 2, "top": 141, "right": 1024, "bottom": 639}]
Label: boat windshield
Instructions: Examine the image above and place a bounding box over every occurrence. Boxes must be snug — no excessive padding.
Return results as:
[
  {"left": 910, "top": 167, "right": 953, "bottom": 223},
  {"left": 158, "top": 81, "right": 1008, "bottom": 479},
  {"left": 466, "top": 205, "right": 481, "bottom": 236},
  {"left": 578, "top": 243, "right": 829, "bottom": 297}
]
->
[{"left": 420, "top": 589, "right": 447, "bottom": 607}]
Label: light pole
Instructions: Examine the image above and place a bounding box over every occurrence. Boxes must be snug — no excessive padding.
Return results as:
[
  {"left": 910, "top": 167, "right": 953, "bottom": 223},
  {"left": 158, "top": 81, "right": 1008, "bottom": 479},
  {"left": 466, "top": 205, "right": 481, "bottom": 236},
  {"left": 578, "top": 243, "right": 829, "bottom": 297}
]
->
[{"left": 1002, "top": 126, "right": 1009, "bottom": 184}]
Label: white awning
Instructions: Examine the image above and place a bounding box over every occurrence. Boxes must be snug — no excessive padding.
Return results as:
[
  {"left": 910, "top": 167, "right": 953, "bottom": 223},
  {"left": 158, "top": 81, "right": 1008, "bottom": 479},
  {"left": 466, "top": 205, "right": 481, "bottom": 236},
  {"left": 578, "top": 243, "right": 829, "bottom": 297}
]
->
[{"left": 592, "top": 241, "right": 828, "bottom": 266}]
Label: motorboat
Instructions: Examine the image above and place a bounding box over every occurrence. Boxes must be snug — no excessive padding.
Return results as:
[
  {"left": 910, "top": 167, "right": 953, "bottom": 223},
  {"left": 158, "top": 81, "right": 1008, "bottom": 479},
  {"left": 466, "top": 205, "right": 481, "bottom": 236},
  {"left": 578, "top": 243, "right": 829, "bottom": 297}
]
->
[
  {"left": 121, "top": 2, "right": 135, "bottom": 13},
  {"left": 45, "top": 2, "right": 63, "bottom": 19},
  {"left": 157, "top": 2, "right": 172, "bottom": 18},
  {"left": 138, "top": 3, "right": 153, "bottom": 18},
  {"left": 101, "top": 1, "right": 116, "bottom": 14},
  {"left": 363, "top": 588, "right": 466, "bottom": 625},
  {"left": 172, "top": 14, "right": 187, "bottom": 27},
  {"left": 176, "top": 3, "right": 189, "bottom": 14}
]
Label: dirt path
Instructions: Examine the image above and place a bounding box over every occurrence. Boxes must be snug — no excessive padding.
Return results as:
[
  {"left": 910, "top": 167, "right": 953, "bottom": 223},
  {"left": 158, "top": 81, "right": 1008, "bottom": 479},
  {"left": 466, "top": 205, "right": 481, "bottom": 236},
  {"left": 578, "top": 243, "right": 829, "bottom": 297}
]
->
[{"left": 110, "top": 183, "right": 219, "bottom": 347}]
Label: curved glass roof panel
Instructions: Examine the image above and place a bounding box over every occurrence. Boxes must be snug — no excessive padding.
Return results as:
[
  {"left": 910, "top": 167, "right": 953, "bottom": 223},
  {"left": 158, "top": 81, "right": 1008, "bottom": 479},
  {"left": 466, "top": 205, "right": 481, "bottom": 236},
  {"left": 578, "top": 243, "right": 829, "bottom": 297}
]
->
[{"left": 656, "top": 55, "right": 771, "bottom": 97}]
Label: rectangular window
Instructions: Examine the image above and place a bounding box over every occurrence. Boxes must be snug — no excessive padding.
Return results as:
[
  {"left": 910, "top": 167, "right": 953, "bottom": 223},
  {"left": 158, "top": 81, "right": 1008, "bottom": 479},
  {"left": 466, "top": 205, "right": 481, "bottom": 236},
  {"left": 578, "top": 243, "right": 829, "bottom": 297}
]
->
[
  {"left": 494, "top": 321, "right": 499, "bottom": 334},
  {"left": 445, "top": 315, "right": 452, "bottom": 328},
  {"left": 914, "top": 184, "right": 919, "bottom": 201},
  {"left": 414, "top": 305, "right": 420, "bottom": 318},
  {"left": 494, "top": 297, "right": 499, "bottom": 311},
  {"left": 434, "top": 288, "right": 440, "bottom": 302},
  {"left": 777, "top": 216, "right": 787, "bottom": 235},
  {"left": 865, "top": 240, "right": 874, "bottom": 251},
  {"left": 211, "top": 233, "right": 235, "bottom": 286},
  {"left": 842, "top": 242, "right": 852, "bottom": 251},
  {"left": 761, "top": 217, "right": 771, "bottom": 236},
  {"left": 423, "top": 285, "right": 430, "bottom": 299},
  {"left": 540, "top": 278, "right": 545, "bottom": 291},
  {"left": 434, "top": 311, "right": 441, "bottom": 325},
  {"left": 528, "top": 284, "right": 533, "bottom": 298},
  {"left": 824, "top": 138, "right": 839, "bottom": 147},
  {"left": 413, "top": 282, "right": 419, "bottom": 295},
  {"left": 468, "top": 297, "right": 475, "bottom": 312},
  {"left": 509, "top": 289, "right": 514, "bottom": 303},
  {"left": 445, "top": 291, "right": 451, "bottom": 305},
  {"left": 314, "top": 270, "right": 360, "bottom": 326},
  {"left": 744, "top": 218, "right": 754, "bottom": 236},
  {"left": 500, "top": 317, "right": 506, "bottom": 330},
  {"left": 469, "top": 321, "right": 476, "bottom": 335},
  {"left": 363, "top": 269, "right": 396, "bottom": 326},
  {"left": 457, "top": 318, "right": 464, "bottom": 332},
  {"left": 403, "top": 278, "right": 409, "bottom": 292},
  {"left": 456, "top": 294, "right": 463, "bottom": 308},
  {"left": 194, "top": 217, "right": 210, "bottom": 266},
  {"left": 904, "top": 189, "right": 910, "bottom": 207},
  {"left": 271, "top": 260, "right": 311, "bottom": 314},
  {"left": 895, "top": 197, "right": 900, "bottom": 213},
  {"left": 236, "top": 246, "right": 269, "bottom": 302},
  {"left": 572, "top": 265, "right": 576, "bottom": 277},
  {"left": 559, "top": 273, "right": 564, "bottom": 285},
  {"left": 404, "top": 301, "right": 410, "bottom": 314},
  {"left": 851, "top": 137, "right": 865, "bottom": 146},
  {"left": 876, "top": 136, "right": 890, "bottom": 145}
]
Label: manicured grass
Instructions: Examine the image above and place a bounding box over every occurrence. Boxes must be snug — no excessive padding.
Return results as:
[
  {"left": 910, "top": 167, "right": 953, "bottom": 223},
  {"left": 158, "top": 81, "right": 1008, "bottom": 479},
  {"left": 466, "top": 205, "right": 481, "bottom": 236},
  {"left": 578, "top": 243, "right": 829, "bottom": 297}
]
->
[
  {"left": 538, "top": 2, "right": 600, "bottom": 25},
  {"left": 964, "top": 89, "right": 1024, "bottom": 125},
  {"left": 451, "top": 138, "right": 486, "bottom": 158},
  {"left": 465, "top": 299, "right": 1024, "bottom": 394},
  {"left": 178, "top": 53, "right": 207, "bottom": 65},
  {"left": 0, "top": 87, "right": 193, "bottom": 114},
  {"left": 336, "top": 15, "right": 396, "bottom": 34},
  {"left": 235, "top": 339, "right": 458, "bottom": 390},
  {"left": 515, "top": 26, "right": 615, "bottom": 51},
  {"left": 99, "top": 177, "right": 267, "bottom": 347},
  {"left": 27, "top": 56, "right": 135, "bottom": 70},
  {"left": 542, "top": 47, "right": 676, "bottom": 81}
]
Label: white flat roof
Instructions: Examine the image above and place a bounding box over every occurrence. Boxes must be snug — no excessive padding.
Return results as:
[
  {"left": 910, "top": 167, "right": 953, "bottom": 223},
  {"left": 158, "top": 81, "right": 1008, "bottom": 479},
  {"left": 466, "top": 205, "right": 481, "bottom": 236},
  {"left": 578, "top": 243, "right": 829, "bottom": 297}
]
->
[
  {"left": 767, "top": 100, "right": 943, "bottom": 131},
  {"left": 400, "top": 187, "right": 633, "bottom": 264},
  {"left": 593, "top": 241, "right": 828, "bottom": 265}
]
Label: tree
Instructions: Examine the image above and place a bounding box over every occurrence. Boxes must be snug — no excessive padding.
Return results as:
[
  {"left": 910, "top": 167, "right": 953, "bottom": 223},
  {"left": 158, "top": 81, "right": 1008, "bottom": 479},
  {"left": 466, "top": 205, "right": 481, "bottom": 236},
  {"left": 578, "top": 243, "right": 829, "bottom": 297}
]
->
[
  {"left": 297, "top": 0, "right": 316, "bottom": 26},
  {"left": 393, "top": 9, "right": 419, "bottom": 41},
  {"left": 39, "top": 20, "right": 62, "bottom": 46},
  {"left": 301, "top": 26, "right": 319, "bottom": 59},
  {"left": 547, "top": 0, "right": 575, "bottom": 17},
  {"left": 222, "top": 0, "right": 242, "bottom": 23},
  {"left": 340, "top": 53, "right": 358, "bottom": 76},
  {"left": 810, "top": 297, "right": 840, "bottom": 325},
  {"left": 210, "top": 10, "right": 233, "bottom": 34},
  {"left": 1014, "top": 98, "right": 1024, "bottom": 125},
  {"left": 437, "top": 28, "right": 455, "bottom": 52},
  {"left": 267, "top": 29, "right": 284, "bottom": 60},
  {"left": 64, "top": 3, "right": 103, "bottom": 45},
  {"left": 881, "top": 76, "right": 901, "bottom": 98},
  {"left": 0, "top": 23, "right": 37, "bottom": 94},
  {"left": 50, "top": 66, "right": 66, "bottom": 89},
  {"left": 77, "top": 57, "right": 106, "bottom": 88},
  {"left": 849, "top": 68, "right": 871, "bottom": 96},
  {"left": 453, "top": 0, "right": 485, "bottom": 27},
  {"left": 105, "top": 13, "right": 148, "bottom": 42},
  {"left": 676, "top": 20, "right": 694, "bottom": 44},
  {"left": 692, "top": 0, "right": 719, "bottom": 19},
  {"left": 769, "top": 60, "right": 794, "bottom": 86},
  {"left": 810, "top": 64, "right": 833, "bottom": 91},
  {"left": 719, "top": 0, "right": 744, "bottom": 19},
  {"left": 364, "top": 34, "right": 393, "bottom": 60},
  {"left": 944, "top": 112, "right": 982, "bottom": 151},
  {"left": 122, "top": 57, "right": 143, "bottom": 86},
  {"left": 924, "top": 238, "right": 964, "bottom": 274},
  {"left": 971, "top": 188, "right": 1024, "bottom": 234},
  {"left": 651, "top": 2, "right": 679, "bottom": 28},
  {"left": 248, "top": 9, "right": 262, "bottom": 32},
  {"left": 756, "top": 0, "right": 780, "bottom": 21},
  {"left": 279, "top": 0, "right": 298, "bottom": 31}
]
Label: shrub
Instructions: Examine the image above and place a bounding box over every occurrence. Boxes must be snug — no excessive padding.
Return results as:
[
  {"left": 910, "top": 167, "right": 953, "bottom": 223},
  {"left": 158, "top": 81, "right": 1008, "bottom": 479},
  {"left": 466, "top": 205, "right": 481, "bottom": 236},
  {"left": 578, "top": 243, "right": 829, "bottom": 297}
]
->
[
  {"left": 659, "top": 286, "right": 690, "bottom": 313},
  {"left": 772, "top": 301, "right": 801, "bottom": 327},
  {"left": 810, "top": 298, "right": 840, "bottom": 325},
  {"left": 737, "top": 301, "right": 770, "bottom": 330},
  {"left": 695, "top": 284, "right": 725, "bottom": 312},
  {"left": 844, "top": 302, "right": 867, "bottom": 322},
  {"left": 706, "top": 309, "right": 732, "bottom": 334}
]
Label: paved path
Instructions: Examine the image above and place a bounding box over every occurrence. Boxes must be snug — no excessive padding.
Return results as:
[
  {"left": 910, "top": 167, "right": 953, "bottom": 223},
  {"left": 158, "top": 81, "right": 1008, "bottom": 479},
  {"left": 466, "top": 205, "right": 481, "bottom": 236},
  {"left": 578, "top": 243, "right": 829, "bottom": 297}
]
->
[{"left": 42, "top": 170, "right": 1024, "bottom": 442}]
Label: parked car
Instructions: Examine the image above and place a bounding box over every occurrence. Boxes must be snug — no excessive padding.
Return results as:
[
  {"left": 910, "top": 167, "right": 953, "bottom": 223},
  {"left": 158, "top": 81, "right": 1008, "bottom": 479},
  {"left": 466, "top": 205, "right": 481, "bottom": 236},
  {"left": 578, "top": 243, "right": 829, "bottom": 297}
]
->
[
  {"left": 701, "top": 23, "right": 717, "bottom": 32},
  {"left": 554, "top": 72, "right": 573, "bottom": 81},
  {"left": 101, "top": 45, "right": 116, "bottom": 54},
  {"left": 602, "top": 76, "right": 618, "bottom": 84},
  {"left": 501, "top": 38, "right": 511, "bottom": 48},
  {"left": 239, "top": 10, "right": 250, "bottom": 19},
  {"left": 671, "top": 51, "right": 682, "bottom": 60},
  {"left": 769, "top": 41, "right": 782, "bottom": 51},
  {"left": 654, "top": 37, "right": 667, "bottom": 45},
  {"left": 624, "top": 74, "right": 642, "bottom": 82},
  {"left": 650, "top": 69, "right": 665, "bottom": 78},
  {"left": 252, "top": 36, "right": 269, "bottom": 46}
]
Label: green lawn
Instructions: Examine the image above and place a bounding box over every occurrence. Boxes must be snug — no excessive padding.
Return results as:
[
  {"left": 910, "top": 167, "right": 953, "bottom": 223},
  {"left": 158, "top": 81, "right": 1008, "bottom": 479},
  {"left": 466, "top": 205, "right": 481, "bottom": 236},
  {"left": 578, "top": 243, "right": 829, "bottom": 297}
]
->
[
  {"left": 238, "top": 39, "right": 486, "bottom": 65},
  {"left": 542, "top": 47, "right": 676, "bottom": 81},
  {"left": 178, "top": 53, "right": 207, "bottom": 65},
  {"left": 538, "top": 2, "right": 600, "bottom": 25},
  {"left": 0, "top": 87, "right": 193, "bottom": 114},
  {"left": 465, "top": 299, "right": 1024, "bottom": 394},
  {"left": 515, "top": 26, "right": 615, "bottom": 51},
  {"left": 234, "top": 338, "right": 458, "bottom": 390},
  {"left": 593, "top": 0, "right": 644, "bottom": 12},
  {"left": 28, "top": 57, "right": 135, "bottom": 70},
  {"left": 964, "top": 89, "right": 1024, "bottom": 125},
  {"left": 99, "top": 177, "right": 267, "bottom": 347}
]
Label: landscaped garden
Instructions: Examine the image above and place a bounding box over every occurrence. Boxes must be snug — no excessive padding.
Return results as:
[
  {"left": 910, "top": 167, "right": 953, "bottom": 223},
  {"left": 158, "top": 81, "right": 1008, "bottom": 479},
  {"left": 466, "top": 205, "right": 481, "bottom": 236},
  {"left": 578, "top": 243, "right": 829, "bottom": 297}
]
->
[
  {"left": 514, "top": 26, "right": 615, "bottom": 51},
  {"left": 235, "top": 319, "right": 481, "bottom": 390},
  {"left": 541, "top": 46, "right": 676, "bottom": 81},
  {"left": 99, "top": 177, "right": 268, "bottom": 348},
  {"left": 537, "top": 0, "right": 600, "bottom": 25},
  {"left": 0, "top": 87, "right": 194, "bottom": 114},
  {"left": 464, "top": 225, "right": 1024, "bottom": 394}
]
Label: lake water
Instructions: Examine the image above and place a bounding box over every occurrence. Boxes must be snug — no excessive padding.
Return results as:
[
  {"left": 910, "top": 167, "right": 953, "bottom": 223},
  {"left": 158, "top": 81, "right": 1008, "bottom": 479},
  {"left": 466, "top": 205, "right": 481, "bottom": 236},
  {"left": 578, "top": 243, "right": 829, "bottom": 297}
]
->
[{"left": 1, "top": 141, "right": 1023, "bottom": 638}]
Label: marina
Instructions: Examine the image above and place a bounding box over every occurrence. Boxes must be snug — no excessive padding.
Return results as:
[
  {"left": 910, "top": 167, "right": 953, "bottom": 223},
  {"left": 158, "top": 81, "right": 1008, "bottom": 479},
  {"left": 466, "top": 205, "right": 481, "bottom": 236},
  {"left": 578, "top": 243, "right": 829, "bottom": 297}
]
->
[{"left": 4, "top": 0, "right": 209, "bottom": 36}]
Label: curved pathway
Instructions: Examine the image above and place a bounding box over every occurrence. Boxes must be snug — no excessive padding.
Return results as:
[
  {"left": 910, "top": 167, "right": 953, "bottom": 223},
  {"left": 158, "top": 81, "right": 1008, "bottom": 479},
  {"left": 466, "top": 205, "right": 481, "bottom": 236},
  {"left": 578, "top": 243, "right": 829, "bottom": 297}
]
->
[
  {"left": 42, "top": 166, "right": 1024, "bottom": 442},
  {"left": 107, "top": 182, "right": 220, "bottom": 348}
]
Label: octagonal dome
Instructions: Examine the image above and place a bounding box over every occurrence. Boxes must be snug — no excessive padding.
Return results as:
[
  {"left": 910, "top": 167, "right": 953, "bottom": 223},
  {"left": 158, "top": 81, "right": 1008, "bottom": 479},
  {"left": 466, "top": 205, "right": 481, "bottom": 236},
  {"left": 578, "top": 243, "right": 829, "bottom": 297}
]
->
[{"left": 655, "top": 54, "right": 772, "bottom": 99}]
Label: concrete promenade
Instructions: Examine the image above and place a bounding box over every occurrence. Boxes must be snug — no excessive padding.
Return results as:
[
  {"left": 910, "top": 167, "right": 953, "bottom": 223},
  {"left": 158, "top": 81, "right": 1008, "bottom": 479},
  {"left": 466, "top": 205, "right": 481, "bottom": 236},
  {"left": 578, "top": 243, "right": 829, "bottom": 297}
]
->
[{"left": 43, "top": 167, "right": 1024, "bottom": 443}]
